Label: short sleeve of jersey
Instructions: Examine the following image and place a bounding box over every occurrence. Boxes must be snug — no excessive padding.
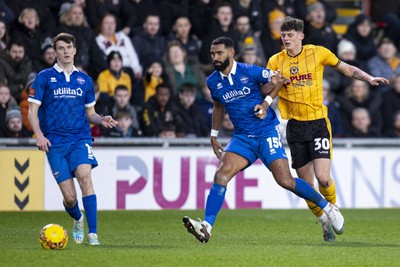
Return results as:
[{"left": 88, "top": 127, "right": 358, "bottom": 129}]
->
[
  {"left": 267, "top": 54, "right": 279, "bottom": 72},
  {"left": 84, "top": 77, "right": 96, "bottom": 107},
  {"left": 247, "top": 64, "right": 273, "bottom": 85},
  {"left": 317, "top": 46, "right": 340, "bottom": 67},
  {"left": 29, "top": 71, "right": 47, "bottom": 104}
]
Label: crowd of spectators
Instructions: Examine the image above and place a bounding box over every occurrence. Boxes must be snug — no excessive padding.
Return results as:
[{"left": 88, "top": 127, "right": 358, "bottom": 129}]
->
[{"left": 1, "top": 0, "right": 400, "bottom": 139}]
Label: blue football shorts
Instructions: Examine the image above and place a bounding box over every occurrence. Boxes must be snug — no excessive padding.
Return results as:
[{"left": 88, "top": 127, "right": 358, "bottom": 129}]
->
[
  {"left": 224, "top": 126, "right": 288, "bottom": 170},
  {"left": 46, "top": 140, "right": 98, "bottom": 184}
]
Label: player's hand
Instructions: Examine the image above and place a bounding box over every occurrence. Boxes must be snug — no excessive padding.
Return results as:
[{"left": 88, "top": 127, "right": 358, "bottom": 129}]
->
[
  {"left": 369, "top": 77, "right": 389, "bottom": 86},
  {"left": 271, "top": 70, "right": 290, "bottom": 85},
  {"left": 101, "top": 116, "right": 118, "bottom": 128},
  {"left": 211, "top": 137, "right": 224, "bottom": 159},
  {"left": 254, "top": 101, "right": 268, "bottom": 119},
  {"left": 36, "top": 134, "right": 51, "bottom": 152}
]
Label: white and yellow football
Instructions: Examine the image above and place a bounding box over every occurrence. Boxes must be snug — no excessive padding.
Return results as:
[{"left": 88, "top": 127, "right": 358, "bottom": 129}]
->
[{"left": 39, "top": 224, "right": 68, "bottom": 250}]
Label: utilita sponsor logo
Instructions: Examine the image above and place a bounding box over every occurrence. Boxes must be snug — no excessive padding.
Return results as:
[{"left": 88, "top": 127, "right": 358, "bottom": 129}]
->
[
  {"left": 53, "top": 87, "right": 83, "bottom": 97},
  {"left": 222, "top": 87, "right": 250, "bottom": 102}
]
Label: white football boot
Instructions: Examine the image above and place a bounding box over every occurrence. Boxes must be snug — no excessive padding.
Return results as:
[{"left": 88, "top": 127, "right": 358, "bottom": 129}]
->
[
  {"left": 323, "top": 203, "right": 345, "bottom": 234},
  {"left": 88, "top": 233, "right": 100, "bottom": 246},
  {"left": 182, "top": 216, "right": 210, "bottom": 243},
  {"left": 72, "top": 214, "right": 84, "bottom": 244}
]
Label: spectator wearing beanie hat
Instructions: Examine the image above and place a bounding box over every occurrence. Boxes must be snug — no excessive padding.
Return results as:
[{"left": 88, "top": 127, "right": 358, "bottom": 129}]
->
[
  {"left": 0, "top": 107, "right": 32, "bottom": 137},
  {"left": 324, "top": 39, "right": 361, "bottom": 96},
  {"left": 96, "top": 50, "right": 132, "bottom": 104},
  {"left": 33, "top": 37, "right": 56, "bottom": 73},
  {"left": 338, "top": 39, "right": 357, "bottom": 60}
]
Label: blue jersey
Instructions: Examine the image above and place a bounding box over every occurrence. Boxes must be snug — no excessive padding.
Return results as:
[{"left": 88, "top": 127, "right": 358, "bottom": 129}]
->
[
  {"left": 206, "top": 61, "right": 279, "bottom": 136},
  {"left": 28, "top": 64, "right": 96, "bottom": 146}
]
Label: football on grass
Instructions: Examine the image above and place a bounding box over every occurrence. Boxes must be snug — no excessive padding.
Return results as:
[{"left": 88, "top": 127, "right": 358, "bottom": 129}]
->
[{"left": 39, "top": 224, "right": 68, "bottom": 250}]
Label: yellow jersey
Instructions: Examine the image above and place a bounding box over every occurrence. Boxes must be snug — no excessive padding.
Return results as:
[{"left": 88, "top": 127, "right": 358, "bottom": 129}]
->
[
  {"left": 267, "top": 45, "right": 340, "bottom": 121},
  {"left": 97, "top": 69, "right": 132, "bottom": 96}
]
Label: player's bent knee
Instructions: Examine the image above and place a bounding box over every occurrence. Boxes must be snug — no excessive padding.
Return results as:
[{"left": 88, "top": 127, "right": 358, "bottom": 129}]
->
[
  {"left": 214, "top": 172, "right": 230, "bottom": 186},
  {"left": 63, "top": 196, "right": 77, "bottom": 207}
]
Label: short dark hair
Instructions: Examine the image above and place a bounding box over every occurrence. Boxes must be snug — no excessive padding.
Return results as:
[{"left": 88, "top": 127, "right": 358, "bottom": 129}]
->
[
  {"left": 211, "top": 36, "right": 234, "bottom": 49},
  {"left": 7, "top": 39, "right": 25, "bottom": 51},
  {"left": 155, "top": 83, "right": 171, "bottom": 93},
  {"left": 281, "top": 16, "right": 304, "bottom": 32},
  {"left": 114, "top": 85, "right": 129, "bottom": 94},
  {"left": 115, "top": 110, "right": 131, "bottom": 120},
  {"left": 52, "top": 32, "right": 76, "bottom": 50},
  {"left": 179, "top": 82, "right": 196, "bottom": 93}
]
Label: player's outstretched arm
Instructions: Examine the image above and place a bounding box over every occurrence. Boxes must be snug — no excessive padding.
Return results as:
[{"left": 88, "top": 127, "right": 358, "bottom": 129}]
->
[
  {"left": 336, "top": 61, "right": 389, "bottom": 86},
  {"left": 85, "top": 106, "right": 118, "bottom": 128},
  {"left": 210, "top": 100, "right": 225, "bottom": 159}
]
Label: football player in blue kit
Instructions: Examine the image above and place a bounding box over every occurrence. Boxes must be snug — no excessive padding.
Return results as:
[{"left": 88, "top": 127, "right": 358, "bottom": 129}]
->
[
  {"left": 28, "top": 33, "right": 118, "bottom": 246},
  {"left": 182, "top": 36, "right": 345, "bottom": 243}
]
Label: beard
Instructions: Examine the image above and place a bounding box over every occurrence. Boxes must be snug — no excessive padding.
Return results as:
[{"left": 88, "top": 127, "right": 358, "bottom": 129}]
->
[{"left": 213, "top": 57, "right": 230, "bottom": 72}]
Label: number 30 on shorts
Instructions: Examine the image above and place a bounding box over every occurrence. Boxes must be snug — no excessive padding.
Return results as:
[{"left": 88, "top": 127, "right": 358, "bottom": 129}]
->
[{"left": 314, "top": 138, "right": 330, "bottom": 151}]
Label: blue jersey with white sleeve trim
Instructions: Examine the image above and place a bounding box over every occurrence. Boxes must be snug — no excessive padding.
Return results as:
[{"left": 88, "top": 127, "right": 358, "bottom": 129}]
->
[
  {"left": 28, "top": 64, "right": 95, "bottom": 146},
  {"left": 206, "top": 61, "right": 279, "bottom": 136}
]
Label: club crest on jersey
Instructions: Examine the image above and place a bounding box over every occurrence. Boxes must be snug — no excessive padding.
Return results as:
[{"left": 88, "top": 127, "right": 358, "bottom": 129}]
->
[
  {"left": 240, "top": 76, "right": 249, "bottom": 84},
  {"left": 290, "top": 67, "right": 298, "bottom": 75},
  {"left": 50, "top": 77, "right": 57, "bottom": 83},
  {"left": 262, "top": 70, "right": 270, "bottom": 78},
  {"left": 217, "top": 83, "right": 223, "bottom": 89},
  {"left": 77, "top": 77, "right": 85, "bottom": 84}
]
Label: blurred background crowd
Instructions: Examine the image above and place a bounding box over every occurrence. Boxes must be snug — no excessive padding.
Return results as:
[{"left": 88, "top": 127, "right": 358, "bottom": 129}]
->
[{"left": 0, "top": 0, "right": 399, "bottom": 140}]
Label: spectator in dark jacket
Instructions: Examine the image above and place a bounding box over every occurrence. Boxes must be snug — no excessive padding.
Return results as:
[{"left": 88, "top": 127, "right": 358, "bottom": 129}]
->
[
  {"left": 141, "top": 83, "right": 175, "bottom": 137},
  {"left": 188, "top": 0, "right": 216, "bottom": 39},
  {"left": 303, "top": 1, "right": 338, "bottom": 54},
  {"left": 56, "top": 3, "right": 104, "bottom": 78},
  {"left": 8, "top": 0, "right": 56, "bottom": 35},
  {"left": 231, "top": 0, "right": 263, "bottom": 35},
  {"left": 173, "top": 82, "right": 209, "bottom": 137},
  {"left": 381, "top": 74, "right": 400, "bottom": 134},
  {"left": 342, "top": 14, "right": 377, "bottom": 71},
  {"left": 123, "top": 0, "right": 158, "bottom": 36},
  {"left": 337, "top": 80, "right": 382, "bottom": 135},
  {"left": 132, "top": 14, "right": 166, "bottom": 75},
  {"left": 198, "top": 2, "right": 240, "bottom": 69},
  {"left": 0, "top": 40, "right": 32, "bottom": 102},
  {"left": 11, "top": 8, "right": 48, "bottom": 71}
]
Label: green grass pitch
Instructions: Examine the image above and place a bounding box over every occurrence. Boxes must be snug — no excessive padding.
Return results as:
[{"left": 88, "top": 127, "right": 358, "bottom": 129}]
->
[{"left": 1, "top": 209, "right": 399, "bottom": 267}]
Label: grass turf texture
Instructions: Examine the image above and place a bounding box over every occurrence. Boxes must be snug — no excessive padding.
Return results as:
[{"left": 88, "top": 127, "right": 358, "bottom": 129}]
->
[{"left": 1, "top": 209, "right": 399, "bottom": 267}]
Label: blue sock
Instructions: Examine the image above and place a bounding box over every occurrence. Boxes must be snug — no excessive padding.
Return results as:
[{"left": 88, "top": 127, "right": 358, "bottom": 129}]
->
[
  {"left": 64, "top": 201, "right": 82, "bottom": 221},
  {"left": 83, "top": 194, "right": 97, "bottom": 234},
  {"left": 204, "top": 183, "right": 226, "bottom": 226},
  {"left": 293, "top": 178, "right": 328, "bottom": 209}
]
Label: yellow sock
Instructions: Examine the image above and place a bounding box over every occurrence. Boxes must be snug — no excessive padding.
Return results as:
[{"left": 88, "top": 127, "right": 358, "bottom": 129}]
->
[
  {"left": 305, "top": 186, "right": 324, "bottom": 218},
  {"left": 319, "top": 179, "right": 337, "bottom": 205}
]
